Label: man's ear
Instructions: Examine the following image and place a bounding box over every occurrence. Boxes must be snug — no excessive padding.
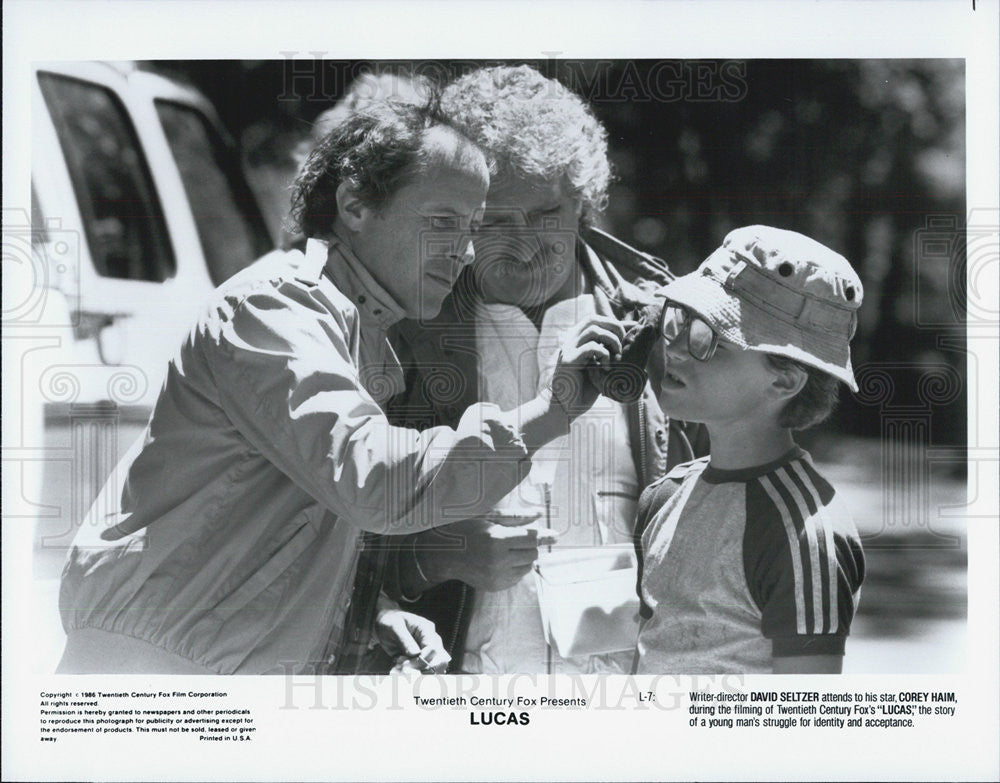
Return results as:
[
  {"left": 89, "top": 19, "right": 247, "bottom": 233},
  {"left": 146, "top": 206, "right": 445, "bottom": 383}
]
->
[
  {"left": 335, "top": 181, "right": 370, "bottom": 232},
  {"left": 770, "top": 360, "right": 808, "bottom": 401}
]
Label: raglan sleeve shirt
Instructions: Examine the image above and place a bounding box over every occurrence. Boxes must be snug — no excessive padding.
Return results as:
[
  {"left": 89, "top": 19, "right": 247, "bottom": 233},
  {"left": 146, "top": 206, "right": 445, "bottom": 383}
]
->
[
  {"left": 744, "top": 458, "right": 865, "bottom": 657},
  {"left": 634, "top": 451, "right": 865, "bottom": 673}
]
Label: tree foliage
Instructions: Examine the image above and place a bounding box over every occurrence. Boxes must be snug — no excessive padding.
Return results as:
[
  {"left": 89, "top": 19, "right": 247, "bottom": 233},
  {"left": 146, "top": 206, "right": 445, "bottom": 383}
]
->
[{"left": 152, "top": 59, "right": 967, "bottom": 444}]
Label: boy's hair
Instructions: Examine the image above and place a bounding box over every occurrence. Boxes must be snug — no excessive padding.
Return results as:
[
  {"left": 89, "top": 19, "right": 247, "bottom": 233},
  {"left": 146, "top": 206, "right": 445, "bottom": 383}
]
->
[
  {"left": 440, "top": 65, "right": 611, "bottom": 225},
  {"left": 766, "top": 354, "right": 841, "bottom": 430},
  {"left": 290, "top": 96, "right": 454, "bottom": 239}
]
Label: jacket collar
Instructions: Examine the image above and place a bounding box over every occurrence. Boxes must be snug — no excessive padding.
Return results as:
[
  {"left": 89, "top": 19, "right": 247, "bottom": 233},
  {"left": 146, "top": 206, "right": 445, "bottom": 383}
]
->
[
  {"left": 307, "top": 238, "right": 406, "bottom": 404},
  {"left": 579, "top": 227, "right": 673, "bottom": 317},
  {"left": 311, "top": 238, "right": 407, "bottom": 331}
]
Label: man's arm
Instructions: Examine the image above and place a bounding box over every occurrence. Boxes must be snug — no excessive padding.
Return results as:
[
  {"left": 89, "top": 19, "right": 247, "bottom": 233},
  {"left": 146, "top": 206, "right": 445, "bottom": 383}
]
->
[
  {"left": 200, "top": 283, "right": 532, "bottom": 536},
  {"left": 184, "top": 282, "right": 624, "bottom": 539}
]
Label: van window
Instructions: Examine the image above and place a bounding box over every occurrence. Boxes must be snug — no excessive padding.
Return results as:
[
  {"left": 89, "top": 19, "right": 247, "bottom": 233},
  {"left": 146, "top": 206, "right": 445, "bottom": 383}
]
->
[
  {"left": 155, "top": 100, "right": 272, "bottom": 286},
  {"left": 37, "top": 72, "right": 176, "bottom": 282}
]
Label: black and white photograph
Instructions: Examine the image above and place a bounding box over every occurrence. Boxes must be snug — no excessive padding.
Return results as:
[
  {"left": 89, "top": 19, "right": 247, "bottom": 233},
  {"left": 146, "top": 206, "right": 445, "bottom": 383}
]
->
[
  {"left": 3, "top": 1, "right": 997, "bottom": 781},
  {"left": 18, "top": 56, "right": 970, "bottom": 676}
]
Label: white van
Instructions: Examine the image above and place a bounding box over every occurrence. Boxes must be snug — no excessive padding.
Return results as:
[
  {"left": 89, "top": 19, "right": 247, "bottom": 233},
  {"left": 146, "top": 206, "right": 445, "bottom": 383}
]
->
[{"left": 3, "top": 63, "right": 274, "bottom": 621}]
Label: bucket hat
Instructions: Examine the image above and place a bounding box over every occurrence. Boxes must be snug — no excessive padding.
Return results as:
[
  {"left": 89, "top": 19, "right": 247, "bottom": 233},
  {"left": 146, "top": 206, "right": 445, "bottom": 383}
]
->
[{"left": 660, "top": 225, "right": 863, "bottom": 391}]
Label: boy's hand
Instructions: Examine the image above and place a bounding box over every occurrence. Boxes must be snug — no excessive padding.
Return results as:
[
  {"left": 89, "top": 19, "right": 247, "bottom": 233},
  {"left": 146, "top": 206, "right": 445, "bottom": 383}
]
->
[
  {"left": 550, "top": 315, "right": 628, "bottom": 419},
  {"left": 374, "top": 608, "right": 451, "bottom": 674}
]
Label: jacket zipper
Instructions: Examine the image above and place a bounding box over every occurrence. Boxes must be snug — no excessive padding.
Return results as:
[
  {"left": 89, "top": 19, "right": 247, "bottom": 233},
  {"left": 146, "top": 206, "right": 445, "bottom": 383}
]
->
[
  {"left": 448, "top": 583, "right": 468, "bottom": 670},
  {"left": 318, "top": 530, "right": 367, "bottom": 673},
  {"left": 636, "top": 395, "right": 648, "bottom": 489}
]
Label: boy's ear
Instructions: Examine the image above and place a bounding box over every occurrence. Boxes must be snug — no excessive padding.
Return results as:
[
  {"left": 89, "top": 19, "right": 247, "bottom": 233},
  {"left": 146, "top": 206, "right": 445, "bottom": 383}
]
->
[
  {"left": 335, "top": 181, "right": 371, "bottom": 232},
  {"left": 770, "top": 361, "right": 808, "bottom": 401}
]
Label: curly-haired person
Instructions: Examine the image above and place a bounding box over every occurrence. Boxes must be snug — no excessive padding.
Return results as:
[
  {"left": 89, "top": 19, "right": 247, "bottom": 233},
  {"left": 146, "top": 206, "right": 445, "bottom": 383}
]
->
[
  {"left": 380, "top": 65, "right": 707, "bottom": 674},
  {"left": 57, "top": 94, "right": 625, "bottom": 675}
]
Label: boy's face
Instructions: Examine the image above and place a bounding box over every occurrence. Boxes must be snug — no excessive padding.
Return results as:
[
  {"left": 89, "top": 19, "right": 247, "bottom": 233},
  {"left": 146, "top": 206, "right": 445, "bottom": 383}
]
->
[{"left": 655, "top": 328, "right": 781, "bottom": 427}]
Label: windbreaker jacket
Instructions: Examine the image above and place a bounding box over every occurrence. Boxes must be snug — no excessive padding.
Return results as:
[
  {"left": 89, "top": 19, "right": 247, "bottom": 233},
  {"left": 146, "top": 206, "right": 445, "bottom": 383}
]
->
[{"left": 58, "top": 239, "right": 539, "bottom": 674}]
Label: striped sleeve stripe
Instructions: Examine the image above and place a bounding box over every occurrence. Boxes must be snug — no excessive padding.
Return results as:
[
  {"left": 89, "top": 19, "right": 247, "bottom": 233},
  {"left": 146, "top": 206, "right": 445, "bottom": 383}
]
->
[
  {"left": 757, "top": 475, "right": 807, "bottom": 635},
  {"left": 796, "top": 456, "right": 836, "bottom": 505},
  {"left": 772, "top": 467, "right": 825, "bottom": 635},
  {"left": 790, "top": 460, "right": 840, "bottom": 634},
  {"left": 783, "top": 463, "right": 832, "bottom": 633}
]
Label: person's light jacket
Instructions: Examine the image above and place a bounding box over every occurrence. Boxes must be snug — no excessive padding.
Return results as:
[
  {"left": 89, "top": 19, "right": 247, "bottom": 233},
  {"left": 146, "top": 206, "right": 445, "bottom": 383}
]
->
[{"left": 58, "top": 239, "right": 536, "bottom": 674}]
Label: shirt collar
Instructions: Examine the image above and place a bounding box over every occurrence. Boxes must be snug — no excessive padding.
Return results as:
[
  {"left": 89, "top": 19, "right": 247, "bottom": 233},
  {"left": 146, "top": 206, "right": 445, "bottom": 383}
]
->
[
  {"left": 309, "top": 237, "right": 407, "bottom": 331},
  {"left": 702, "top": 446, "right": 807, "bottom": 484},
  {"left": 305, "top": 238, "right": 406, "bottom": 404}
]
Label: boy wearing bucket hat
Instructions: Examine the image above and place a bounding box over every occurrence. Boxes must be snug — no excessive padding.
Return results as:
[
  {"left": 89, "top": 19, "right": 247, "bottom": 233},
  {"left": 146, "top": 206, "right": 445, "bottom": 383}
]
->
[{"left": 633, "top": 225, "right": 866, "bottom": 674}]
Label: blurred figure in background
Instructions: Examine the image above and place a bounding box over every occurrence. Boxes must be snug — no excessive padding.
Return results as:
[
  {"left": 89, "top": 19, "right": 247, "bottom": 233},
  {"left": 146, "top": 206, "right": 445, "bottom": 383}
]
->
[
  {"left": 306, "top": 70, "right": 432, "bottom": 144},
  {"left": 380, "top": 65, "right": 707, "bottom": 674},
  {"left": 282, "top": 70, "right": 433, "bottom": 250}
]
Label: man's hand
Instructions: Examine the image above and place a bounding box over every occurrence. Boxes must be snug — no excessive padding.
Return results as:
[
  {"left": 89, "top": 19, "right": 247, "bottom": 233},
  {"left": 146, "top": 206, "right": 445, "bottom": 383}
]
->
[
  {"left": 550, "top": 314, "right": 629, "bottom": 420},
  {"left": 416, "top": 516, "right": 560, "bottom": 593},
  {"left": 374, "top": 608, "right": 451, "bottom": 674}
]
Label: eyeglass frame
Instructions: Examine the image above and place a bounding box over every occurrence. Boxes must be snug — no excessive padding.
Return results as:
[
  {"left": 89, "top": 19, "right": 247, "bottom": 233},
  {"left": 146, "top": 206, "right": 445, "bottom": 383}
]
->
[{"left": 657, "top": 299, "right": 722, "bottom": 362}]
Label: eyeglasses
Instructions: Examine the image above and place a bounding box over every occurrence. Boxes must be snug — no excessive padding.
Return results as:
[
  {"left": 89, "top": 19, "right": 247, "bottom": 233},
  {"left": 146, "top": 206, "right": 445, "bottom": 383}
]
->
[{"left": 659, "top": 301, "right": 720, "bottom": 362}]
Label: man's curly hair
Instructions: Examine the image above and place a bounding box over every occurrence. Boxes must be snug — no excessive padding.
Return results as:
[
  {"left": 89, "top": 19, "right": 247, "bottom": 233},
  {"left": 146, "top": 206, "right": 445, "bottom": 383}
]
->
[
  {"left": 440, "top": 65, "right": 611, "bottom": 225},
  {"left": 289, "top": 95, "right": 453, "bottom": 239}
]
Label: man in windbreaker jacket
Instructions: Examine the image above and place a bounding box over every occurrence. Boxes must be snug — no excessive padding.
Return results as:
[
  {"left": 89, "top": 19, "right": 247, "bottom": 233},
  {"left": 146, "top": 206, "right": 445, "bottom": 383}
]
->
[{"left": 57, "top": 91, "right": 628, "bottom": 675}]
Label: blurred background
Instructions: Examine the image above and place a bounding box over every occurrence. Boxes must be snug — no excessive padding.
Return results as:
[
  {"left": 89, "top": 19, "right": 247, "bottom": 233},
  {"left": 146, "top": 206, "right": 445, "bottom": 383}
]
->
[
  {"left": 149, "top": 58, "right": 968, "bottom": 442},
  {"left": 28, "top": 59, "right": 969, "bottom": 672}
]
